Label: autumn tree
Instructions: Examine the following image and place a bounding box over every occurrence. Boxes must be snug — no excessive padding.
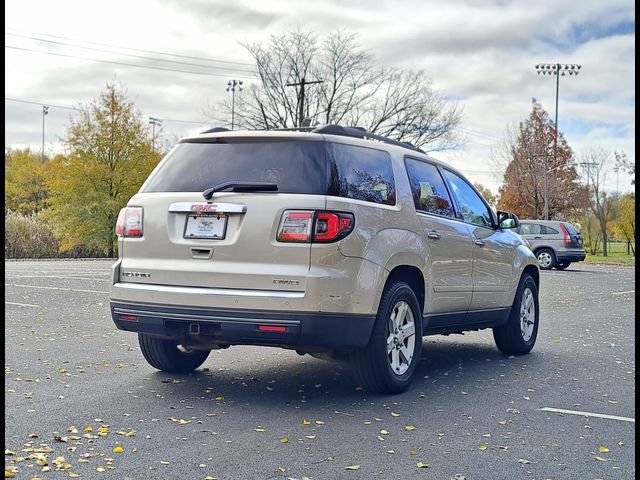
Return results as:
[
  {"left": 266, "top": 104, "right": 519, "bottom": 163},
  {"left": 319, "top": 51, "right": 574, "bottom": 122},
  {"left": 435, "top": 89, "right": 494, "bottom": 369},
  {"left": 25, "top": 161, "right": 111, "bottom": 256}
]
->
[
  {"left": 611, "top": 193, "right": 635, "bottom": 255},
  {"left": 211, "top": 30, "right": 463, "bottom": 151},
  {"left": 4, "top": 148, "right": 48, "bottom": 215},
  {"left": 46, "top": 83, "right": 161, "bottom": 257},
  {"left": 473, "top": 183, "right": 497, "bottom": 206},
  {"left": 496, "top": 100, "right": 588, "bottom": 219}
]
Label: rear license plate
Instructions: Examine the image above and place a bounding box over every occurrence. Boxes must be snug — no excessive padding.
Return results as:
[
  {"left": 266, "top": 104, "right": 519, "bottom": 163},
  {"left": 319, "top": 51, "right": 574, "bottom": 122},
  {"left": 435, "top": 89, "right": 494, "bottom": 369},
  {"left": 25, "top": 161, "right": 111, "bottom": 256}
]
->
[{"left": 184, "top": 214, "right": 228, "bottom": 239}]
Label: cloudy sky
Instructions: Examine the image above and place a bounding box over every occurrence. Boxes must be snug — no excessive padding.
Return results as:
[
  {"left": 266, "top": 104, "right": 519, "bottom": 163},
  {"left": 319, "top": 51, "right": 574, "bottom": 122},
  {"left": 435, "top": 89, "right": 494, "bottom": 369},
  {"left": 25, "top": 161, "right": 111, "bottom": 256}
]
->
[{"left": 5, "top": 0, "right": 635, "bottom": 194}]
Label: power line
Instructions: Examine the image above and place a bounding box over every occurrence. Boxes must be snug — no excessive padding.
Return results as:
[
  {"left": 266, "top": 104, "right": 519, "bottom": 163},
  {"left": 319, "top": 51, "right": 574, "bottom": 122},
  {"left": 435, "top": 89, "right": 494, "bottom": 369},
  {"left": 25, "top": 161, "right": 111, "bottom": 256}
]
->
[
  {"left": 5, "top": 28, "right": 254, "bottom": 66},
  {"left": 6, "top": 33, "right": 256, "bottom": 75},
  {"left": 6, "top": 45, "right": 261, "bottom": 79}
]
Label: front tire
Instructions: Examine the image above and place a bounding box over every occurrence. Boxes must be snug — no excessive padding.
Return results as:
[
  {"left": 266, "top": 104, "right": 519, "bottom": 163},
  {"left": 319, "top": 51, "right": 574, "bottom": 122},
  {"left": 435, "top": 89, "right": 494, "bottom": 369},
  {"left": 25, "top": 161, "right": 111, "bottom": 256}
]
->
[
  {"left": 536, "top": 248, "right": 556, "bottom": 270},
  {"left": 493, "top": 274, "right": 539, "bottom": 355},
  {"left": 138, "top": 334, "right": 210, "bottom": 373},
  {"left": 351, "top": 281, "right": 422, "bottom": 394}
]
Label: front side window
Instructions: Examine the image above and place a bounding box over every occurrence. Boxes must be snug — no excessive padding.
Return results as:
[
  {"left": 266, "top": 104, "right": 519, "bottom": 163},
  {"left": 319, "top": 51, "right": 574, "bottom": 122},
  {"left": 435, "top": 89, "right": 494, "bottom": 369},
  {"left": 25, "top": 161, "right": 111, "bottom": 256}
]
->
[
  {"left": 405, "top": 158, "right": 455, "bottom": 217},
  {"left": 519, "top": 223, "right": 542, "bottom": 235},
  {"left": 326, "top": 143, "right": 396, "bottom": 205},
  {"left": 442, "top": 169, "right": 493, "bottom": 227}
]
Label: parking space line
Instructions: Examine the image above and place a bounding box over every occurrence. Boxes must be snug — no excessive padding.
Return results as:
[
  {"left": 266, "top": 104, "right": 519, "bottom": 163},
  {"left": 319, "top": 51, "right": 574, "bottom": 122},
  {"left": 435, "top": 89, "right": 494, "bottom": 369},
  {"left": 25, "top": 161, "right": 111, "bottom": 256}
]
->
[
  {"left": 540, "top": 407, "right": 635, "bottom": 423},
  {"left": 5, "top": 284, "right": 108, "bottom": 294},
  {"left": 5, "top": 301, "right": 40, "bottom": 308},
  {"left": 611, "top": 290, "right": 635, "bottom": 295}
]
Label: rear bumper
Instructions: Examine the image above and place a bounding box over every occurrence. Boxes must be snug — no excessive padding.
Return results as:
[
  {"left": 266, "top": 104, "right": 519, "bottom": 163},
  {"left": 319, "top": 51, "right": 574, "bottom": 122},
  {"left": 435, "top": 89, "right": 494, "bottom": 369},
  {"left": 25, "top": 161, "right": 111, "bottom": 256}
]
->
[
  {"left": 557, "top": 252, "right": 586, "bottom": 263},
  {"left": 110, "top": 301, "right": 376, "bottom": 349}
]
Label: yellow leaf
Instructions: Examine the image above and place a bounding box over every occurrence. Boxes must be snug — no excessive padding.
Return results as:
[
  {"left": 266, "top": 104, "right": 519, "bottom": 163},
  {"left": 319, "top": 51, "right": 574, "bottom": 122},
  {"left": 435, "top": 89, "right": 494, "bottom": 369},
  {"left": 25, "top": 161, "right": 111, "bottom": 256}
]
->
[
  {"left": 391, "top": 412, "right": 400, "bottom": 417},
  {"left": 5, "top": 471, "right": 16, "bottom": 478},
  {"left": 409, "top": 450, "right": 417, "bottom": 455},
  {"left": 303, "top": 419, "right": 311, "bottom": 425},
  {"left": 205, "top": 476, "right": 218, "bottom": 480},
  {"left": 416, "top": 462, "right": 430, "bottom": 468},
  {"left": 380, "top": 429, "right": 389, "bottom": 435},
  {"left": 68, "top": 472, "right": 80, "bottom": 478},
  {"left": 479, "top": 444, "right": 488, "bottom": 450},
  {"left": 113, "top": 446, "right": 124, "bottom": 454},
  {"left": 405, "top": 425, "right": 416, "bottom": 431},
  {"left": 598, "top": 446, "right": 609, "bottom": 453},
  {"left": 83, "top": 427, "right": 93, "bottom": 432},
  {"left": 315, "top": 420, "right": 325, "bottom": 425},
  {"left": 214, "top": 396, "right": 224, "bottom": 401},
  {"left": 160, "top": 461, "right": 170, "bottom": 465},
  {"left": 344, "top": 465, "right": 360, "bottom": 470},
  {"left": 280, "top": 437, "right": 289, "bottom": 443},
  {"left": 96, "top": 467, "right": 106, "bottom": 473}
]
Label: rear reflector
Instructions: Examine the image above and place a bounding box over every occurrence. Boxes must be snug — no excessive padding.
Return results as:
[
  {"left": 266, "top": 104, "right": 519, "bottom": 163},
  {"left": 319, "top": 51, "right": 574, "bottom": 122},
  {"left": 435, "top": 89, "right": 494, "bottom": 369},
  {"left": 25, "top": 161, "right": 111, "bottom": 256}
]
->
[
  {"left": 119, "top": 314, "right": 139, "bottom": 322},
  {"left": 258, "top": 325, "right": 287, "bottom": 333}
]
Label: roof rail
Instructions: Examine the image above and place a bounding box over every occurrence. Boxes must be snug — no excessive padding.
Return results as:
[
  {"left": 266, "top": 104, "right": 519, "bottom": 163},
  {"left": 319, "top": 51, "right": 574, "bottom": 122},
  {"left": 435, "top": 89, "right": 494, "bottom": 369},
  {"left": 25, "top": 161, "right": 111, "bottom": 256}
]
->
[
  {"left": 270, "top": 126, "right": 317, "bottom": 132},
  {"left": 313, "top": 124, "right": 424, "bottom": 153},
  {"left": 201, "top": 127, "right": 230, "bottom": 134}
]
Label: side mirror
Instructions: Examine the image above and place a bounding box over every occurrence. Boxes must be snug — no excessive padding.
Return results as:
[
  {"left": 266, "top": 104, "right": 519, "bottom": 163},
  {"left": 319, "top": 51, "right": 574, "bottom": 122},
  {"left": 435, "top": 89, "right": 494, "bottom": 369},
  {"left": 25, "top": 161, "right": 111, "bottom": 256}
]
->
[{"left": 497, "top": 211, "right": 519, "bottom": 229}]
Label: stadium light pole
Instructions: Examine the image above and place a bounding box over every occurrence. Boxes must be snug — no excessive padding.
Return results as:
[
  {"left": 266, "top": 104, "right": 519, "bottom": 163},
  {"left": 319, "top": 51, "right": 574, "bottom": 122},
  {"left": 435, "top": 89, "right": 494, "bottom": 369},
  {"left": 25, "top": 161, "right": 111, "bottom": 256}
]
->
[
  {"left": 41, "top": 105, "right": 49, "bottom": 163},
  {"left": 226, "top": 80, "right": 243, "bottom": 129},
  {"left": 534, "top": 63, "right": 581, "bottom": 219}
]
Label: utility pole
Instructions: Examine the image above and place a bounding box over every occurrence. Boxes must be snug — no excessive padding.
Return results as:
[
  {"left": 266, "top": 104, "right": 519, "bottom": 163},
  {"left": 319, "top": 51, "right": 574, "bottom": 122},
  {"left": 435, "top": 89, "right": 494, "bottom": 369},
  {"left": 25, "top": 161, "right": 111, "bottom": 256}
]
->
[
  {"left": 149, "top": 117, "right": 162, "bottom": 154},
  {"left": 534, "top": 63, "right": 581, "bottom": 219},
  {"left": 41, "top": 105, "right": 49, "bottom": 163},
  {"left": 226, "top": 80, "right": 243, "bottom": 129},
  {"left": 286, "top": 77, "right": 323, "bottom": 127}
]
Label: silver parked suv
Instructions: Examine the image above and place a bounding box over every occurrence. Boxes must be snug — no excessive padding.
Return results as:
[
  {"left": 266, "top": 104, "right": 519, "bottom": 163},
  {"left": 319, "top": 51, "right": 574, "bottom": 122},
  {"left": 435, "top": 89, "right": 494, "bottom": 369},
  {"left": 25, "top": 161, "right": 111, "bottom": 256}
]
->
[
  {"left": 517, "top": 220, "right": 586, "bottom": 270},
  {"left": 109, "top": 125, "right": 540, "bottom": 393}
]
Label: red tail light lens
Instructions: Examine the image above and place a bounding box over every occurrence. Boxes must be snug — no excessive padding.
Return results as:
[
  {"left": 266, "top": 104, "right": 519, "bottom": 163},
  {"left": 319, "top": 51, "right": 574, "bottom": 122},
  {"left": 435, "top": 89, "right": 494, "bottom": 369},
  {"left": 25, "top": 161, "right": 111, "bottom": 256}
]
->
[
  {"left": 277, "top": 210, "right": 354, "bottom": 243},
  {"left": 115, "top": 207, "right": 143, "bottom": 238},
  {"left": 314, "top": 212, "right": 354, "bottom": 242},
  {"left": 559, "top": 223, "right": 570, "bottom": 247}
]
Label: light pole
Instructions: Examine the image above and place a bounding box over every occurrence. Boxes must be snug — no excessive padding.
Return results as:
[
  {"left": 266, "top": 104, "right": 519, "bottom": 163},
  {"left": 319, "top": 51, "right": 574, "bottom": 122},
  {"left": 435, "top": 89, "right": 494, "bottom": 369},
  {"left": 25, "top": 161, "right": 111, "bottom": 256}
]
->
[
  {"left": 41, "top": 105, "right": 49, "bottom": 163},
  {"left": 149, "top": 117, "right": 162, "bottom": 153},
  {"left": 226, "top": 80, "right": 243, "bottom": 129},
  {"left": 534, "top": 63, "right": 581, "bottom": 219}
]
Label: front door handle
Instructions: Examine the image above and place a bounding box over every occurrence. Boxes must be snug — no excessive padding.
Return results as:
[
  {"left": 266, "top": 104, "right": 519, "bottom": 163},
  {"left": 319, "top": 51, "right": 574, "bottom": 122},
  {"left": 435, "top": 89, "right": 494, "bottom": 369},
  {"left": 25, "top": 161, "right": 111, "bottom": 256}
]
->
[
  {"left": 427, "top": 231, "right": 441, "bottom": 240},
  {"left": 475, "top": 240, "right": 485, "bottom": 247}
]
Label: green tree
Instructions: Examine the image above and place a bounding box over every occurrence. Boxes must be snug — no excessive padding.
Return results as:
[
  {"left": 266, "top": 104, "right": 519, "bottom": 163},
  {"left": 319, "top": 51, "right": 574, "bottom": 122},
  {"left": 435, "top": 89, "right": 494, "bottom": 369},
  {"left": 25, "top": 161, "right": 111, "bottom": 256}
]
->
[
  {"left": 611, "top": 193, "right": 635, "bottom": 255},
  {"left": 46, "top": 83, "right": 161, "bottom": 257},
  {"left": 4, "top": 148, "right": 48, "bottom": 215}
]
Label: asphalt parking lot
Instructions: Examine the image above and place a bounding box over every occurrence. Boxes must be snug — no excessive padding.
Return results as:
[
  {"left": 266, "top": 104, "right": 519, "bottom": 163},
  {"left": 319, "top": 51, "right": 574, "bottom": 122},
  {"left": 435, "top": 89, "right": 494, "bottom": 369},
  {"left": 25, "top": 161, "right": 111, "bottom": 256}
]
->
[{"left": 5, "top": 260, "right": 635, "bottom": 480}]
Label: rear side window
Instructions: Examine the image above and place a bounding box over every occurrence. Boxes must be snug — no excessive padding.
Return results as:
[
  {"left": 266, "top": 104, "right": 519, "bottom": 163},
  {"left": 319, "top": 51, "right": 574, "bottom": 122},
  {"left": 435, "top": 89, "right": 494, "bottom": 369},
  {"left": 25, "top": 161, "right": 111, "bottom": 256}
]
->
[
  {"left": 542, "top": 225, "right": 560, "bottom": 235},
  {"left": 140, "top": 140, "right": 326, "bottom": 194},
  {"left": 326, "top": 143, "right": 396, "bottom": 205},
  {"left": 404, "top": 158, "right": 455, "bottom": 217},
  {"left": 519, "top": 224, "right": 541, "bottom": 235}
]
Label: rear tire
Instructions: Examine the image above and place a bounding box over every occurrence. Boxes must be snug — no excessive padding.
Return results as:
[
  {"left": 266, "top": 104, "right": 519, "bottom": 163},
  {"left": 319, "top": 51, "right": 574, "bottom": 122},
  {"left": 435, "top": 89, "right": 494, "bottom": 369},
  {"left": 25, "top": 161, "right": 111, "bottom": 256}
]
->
[
  {"left": 138, "top": 334, "right": 210, "bottom": 373},
  {"left": 556, "top": 262, "right": 571, "bottom": 270},
  {"left": 493, "top": 274, "right": 539, "bottom": 355},
  {"left": 351, "top": 281, "right": 422, "bottom": 394},
  {"left": 536, "top": 248, "right": 556, "bottom": 270}
]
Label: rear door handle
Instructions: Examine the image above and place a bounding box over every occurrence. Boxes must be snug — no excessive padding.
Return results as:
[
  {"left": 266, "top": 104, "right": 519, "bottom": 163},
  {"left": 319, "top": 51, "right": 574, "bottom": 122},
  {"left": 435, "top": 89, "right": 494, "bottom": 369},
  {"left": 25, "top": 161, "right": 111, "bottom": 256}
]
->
[
  {"left": 427, "top": 231, "right": 441, "bottom": 240},
  {"left": 534, "top": 236, "right": 542, "bottom": 239},
  {"left": 475, "top": 240, "right": 485, "bottom": 247}
]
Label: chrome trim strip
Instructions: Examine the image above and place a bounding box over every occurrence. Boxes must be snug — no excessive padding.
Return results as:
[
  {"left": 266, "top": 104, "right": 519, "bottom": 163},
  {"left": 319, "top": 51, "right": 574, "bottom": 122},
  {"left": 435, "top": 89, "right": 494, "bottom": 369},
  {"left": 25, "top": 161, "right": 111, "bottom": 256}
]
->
[
  {"left": 113, "top": 282, "right": 305, "bottom": 298},
  {"left": 112, "top": 306, "right": 300, "bottom": 326},
  {"left": 168, "top": 202, "right": 247, "bottom": 213}
]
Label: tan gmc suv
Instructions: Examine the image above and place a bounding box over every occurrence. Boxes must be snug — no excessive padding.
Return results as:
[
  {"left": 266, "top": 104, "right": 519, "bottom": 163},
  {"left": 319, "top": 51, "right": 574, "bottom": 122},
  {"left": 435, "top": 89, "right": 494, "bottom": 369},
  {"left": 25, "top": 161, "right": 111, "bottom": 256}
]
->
[{"left": 109, "top": 125, "right": 540, "bottom": 394}]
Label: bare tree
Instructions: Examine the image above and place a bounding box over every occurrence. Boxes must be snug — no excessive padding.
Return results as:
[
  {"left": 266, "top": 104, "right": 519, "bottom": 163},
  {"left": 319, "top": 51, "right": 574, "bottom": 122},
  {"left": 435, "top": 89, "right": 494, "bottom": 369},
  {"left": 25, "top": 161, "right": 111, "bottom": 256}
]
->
[
  {"left": 208, "top": 30, "right": 463, "bottom": 151},
  {"left": 581, "top": 146, "right": 615, "bottom": 256}
]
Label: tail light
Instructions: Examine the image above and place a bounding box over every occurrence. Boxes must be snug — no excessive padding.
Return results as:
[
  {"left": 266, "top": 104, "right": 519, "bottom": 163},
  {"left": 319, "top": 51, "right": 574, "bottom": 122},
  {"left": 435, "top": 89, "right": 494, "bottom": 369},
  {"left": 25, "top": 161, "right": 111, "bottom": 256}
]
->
[
  {"left": 277, "top": 210, "right": 354, "bottom": 243},
  {"left": 116, "top": 207, "right": 143, "bottom": 238},
  {"left": 559, "top": 223, "right": 570, "bottom": 247}
]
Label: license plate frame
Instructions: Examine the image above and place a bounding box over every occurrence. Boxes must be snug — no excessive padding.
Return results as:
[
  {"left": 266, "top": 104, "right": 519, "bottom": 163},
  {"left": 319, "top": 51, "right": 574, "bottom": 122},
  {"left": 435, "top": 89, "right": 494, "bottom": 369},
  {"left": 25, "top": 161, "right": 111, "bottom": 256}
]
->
[{"left": 183, "top": 214, "right": 228, "bottom": 240}]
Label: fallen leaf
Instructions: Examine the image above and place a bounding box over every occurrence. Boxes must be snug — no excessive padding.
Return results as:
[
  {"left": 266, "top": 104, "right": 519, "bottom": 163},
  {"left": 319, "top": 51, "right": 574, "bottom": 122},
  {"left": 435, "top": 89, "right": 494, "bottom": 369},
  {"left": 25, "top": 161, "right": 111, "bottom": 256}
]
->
[
  {"left": 254, "top": 427, "right": 266, "bottom": 432},
  {"left": 387, "top": 450, "right": 395, "bottom": 454},
  {"left": 303, "top": 419, "right": 311, "bottom": 425},
  {"left": 409, "top": 450, "right": 417, "bottom": 455},
  {"left": 96, "top": 467, "right": 106, "bottom": 473},
  {"left": 479, "top": 444, "right": 488, "bottom": 450},
  {"left": 618, "top": 441, "right": 624, "bottom": 446},
  {"left": 391, "top": 412, "right": 400, "bottom": 417},
  {"left": 377, "top": 435, "right": 385, "bottom": 441},
  {"left": 160, "top": 461, "right": 170, "bottom": 465},
  {"left": 68, "top": 472, "right": 80, "bottom": 478},
  {"left": 315, "top": 420, "right": 325, "bottom": 425},
  {"left": 598, "top": 446, "right": 609, "bottom": 453},
  {"left": 517, "top": 459, "right": 530, "bottom": 464},
  {"left": 113, "top": 446, "right": 124, "bottom": 454},
  {"left": 416, "top": 462, "right": 430, "bottom": 468},
  {"left": 53, "top": 436, "right": 68, "bottom": 443},
  {"left": 380, "top": 429, "right": 389, "bottom": 435},
  {"left": 405, "top": 425, "right": 416, "bottom": 431},
  {"left": 5, "top": 471, "right": 16, "bottom": 478},
  {"left": 204, "top": 477, "right": 218, "bottom": 480},
  {"left": 280, "top": 437, "right": 289, "bottom": 443},
  {"left": 345, "top": 465, "right": 360, "bottom": 471}
]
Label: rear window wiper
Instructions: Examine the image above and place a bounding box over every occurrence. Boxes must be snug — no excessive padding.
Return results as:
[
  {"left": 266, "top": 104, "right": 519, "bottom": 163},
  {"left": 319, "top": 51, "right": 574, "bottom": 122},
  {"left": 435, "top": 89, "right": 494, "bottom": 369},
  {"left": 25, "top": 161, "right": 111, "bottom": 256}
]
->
[{"left": 203, "top": 181, "right": 279, "bottom": 200}]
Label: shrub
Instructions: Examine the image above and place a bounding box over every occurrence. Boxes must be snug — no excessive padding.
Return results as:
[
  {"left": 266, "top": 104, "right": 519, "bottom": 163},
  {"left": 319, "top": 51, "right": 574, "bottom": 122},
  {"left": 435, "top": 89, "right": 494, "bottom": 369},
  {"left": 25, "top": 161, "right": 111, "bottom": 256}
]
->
[{"left": 4, "top": 210, "right": 60, "bottom": 259}]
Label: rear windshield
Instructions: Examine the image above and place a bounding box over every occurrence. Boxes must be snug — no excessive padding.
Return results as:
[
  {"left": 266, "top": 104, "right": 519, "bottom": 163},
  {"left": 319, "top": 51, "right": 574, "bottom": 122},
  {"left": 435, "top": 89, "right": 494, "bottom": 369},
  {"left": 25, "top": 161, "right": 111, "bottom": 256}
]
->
[
  {"left": 140, "top": 140, "right": 326, "bottom": 194},
  {"left": 140, "top": 139, "right": 396, "bottom": 206},
  {"left": 562, "top": 223, "right": 580, "bottom": 235}
]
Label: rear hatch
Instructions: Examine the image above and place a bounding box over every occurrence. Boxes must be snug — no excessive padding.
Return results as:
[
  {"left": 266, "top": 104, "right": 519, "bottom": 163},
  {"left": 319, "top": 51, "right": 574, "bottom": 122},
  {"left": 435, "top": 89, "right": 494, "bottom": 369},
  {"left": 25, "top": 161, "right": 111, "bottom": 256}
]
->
[
  {"left": 118, "top": 136, "right": 327, "bottom": 292},
  {"left": 561, "top": 222, "right": 584, "bottom": 249}
]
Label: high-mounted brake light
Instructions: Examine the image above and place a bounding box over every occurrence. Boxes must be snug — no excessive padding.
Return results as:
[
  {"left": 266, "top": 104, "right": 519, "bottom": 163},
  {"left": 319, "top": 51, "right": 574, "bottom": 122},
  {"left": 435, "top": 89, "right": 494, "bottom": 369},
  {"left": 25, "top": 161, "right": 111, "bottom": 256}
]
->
[
  {"left": 559, "top": 223, "right": 570, "bottom": 247},
  {"left": 116, "top": 207, "right": 143, "bottom": 238},
  {"left": 277, "top": 210, "right": 354, "bottom": 243}
]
